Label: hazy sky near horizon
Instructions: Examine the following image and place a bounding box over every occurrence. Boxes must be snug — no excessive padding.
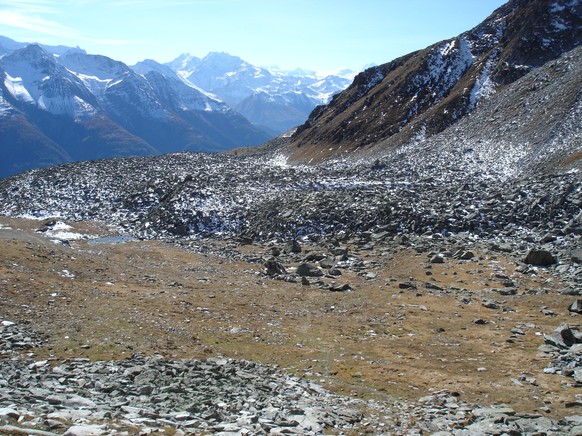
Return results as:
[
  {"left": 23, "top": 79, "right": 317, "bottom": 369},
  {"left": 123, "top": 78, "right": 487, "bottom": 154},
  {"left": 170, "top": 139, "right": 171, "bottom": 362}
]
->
[{"left": 0, "top": 0, "right": 508, "bottom": 73}]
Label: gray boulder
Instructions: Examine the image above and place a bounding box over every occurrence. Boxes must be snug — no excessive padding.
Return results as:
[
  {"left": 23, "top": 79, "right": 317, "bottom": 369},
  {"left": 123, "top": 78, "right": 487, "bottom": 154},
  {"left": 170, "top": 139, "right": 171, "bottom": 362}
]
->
[
  {"left": 329, "top": 284, "right": 352, "bottom": 292},
  {"left": 330, "top": 247, "right": 348, "bottom": 257},
  {"left": 524, "top": 249, "right": 556, "bottom": 266},
  {"left": 319, "top": 258, "right": 335, "bottom": 269},
  {"left": 264, "top": 259, "right": 287, "bottom": 276},
  {"left": 284, "top": 240, "right": 302, "bottom": 254},
  {"left": 544, "top": 323, "right": 580, "bottom": 349},
  {"left": 296, "top": 263, "right": 324, "bottom": 277},
  {"left": 569, "top": 300, "right": 582, "bottom": 314}
]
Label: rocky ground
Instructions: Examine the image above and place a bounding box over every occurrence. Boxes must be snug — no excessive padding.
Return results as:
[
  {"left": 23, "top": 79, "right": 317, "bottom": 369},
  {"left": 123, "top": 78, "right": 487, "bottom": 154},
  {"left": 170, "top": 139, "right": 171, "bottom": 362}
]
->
[
  {"left": 0, "top": 141, "right": 581, "bottom": 434},
  {"left": 0, "top": 199, "right": 581, "bottom": 434},
  {"left": 1, "top": 4, "right": 580, "bottom": 433}
]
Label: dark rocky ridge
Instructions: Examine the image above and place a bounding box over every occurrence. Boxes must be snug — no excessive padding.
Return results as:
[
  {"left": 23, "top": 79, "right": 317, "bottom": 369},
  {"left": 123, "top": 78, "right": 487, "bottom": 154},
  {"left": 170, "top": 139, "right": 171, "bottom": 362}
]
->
[
  {"left": 288, "top": 0, "right": 581, "bottom": 162},
  {"left": 345, "top": 44, "right": 582, "bottom": 178},
  {"left": 0, "top": 149, "right": 580, "bottom": 264}
]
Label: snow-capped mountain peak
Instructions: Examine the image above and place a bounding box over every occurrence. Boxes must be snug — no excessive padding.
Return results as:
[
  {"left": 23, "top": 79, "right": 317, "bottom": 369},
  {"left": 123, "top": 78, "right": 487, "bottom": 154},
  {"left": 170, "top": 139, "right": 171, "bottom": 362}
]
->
[
  {"left": 2, "top": 44, "right": 98, "bottom": 117},
  {"left": 60, "top": 52, "right": 131, "bottom": 81},
  {"left": 165, "top": 51, "right": 352, "bottom": 134},
  {"left": 0, "top": 38, "right": 272, "bottom": 178},
  {"left": 132, "top": 58, "right": 222, "bottom": 102},
  {"left": 202, "top": 52, "right": 247, "bottom": 73},
  {"left": 165, "top": 53, "right": 201, "bottom": 78}
]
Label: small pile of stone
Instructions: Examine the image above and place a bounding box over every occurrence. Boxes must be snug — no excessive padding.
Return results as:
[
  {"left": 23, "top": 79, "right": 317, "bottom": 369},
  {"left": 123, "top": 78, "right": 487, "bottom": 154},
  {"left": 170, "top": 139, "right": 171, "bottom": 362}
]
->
[
  {"left": 0, "top": 320, "right": 44, "bottom": 355},
  {"left": 541, "top": 323, "right": 582, "bottom": 384},
  {"left": 377, "top": 390, "right": 582, "bottom": 435},
  {"left": 1, "top": 354, "right": 581, "bottom": 435},
  {"left": 261, "top": 241, "right": 358, "bottom": 291},
  {"left": 0, "top": 355, "right": 366, "bottom": 435}
]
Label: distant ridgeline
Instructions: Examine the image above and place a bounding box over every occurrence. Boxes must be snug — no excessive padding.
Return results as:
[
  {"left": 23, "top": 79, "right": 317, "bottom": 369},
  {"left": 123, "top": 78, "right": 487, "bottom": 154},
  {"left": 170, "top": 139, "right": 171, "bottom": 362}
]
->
[{"left": 0, "top": 38, "right": 352, "bottom": 178}]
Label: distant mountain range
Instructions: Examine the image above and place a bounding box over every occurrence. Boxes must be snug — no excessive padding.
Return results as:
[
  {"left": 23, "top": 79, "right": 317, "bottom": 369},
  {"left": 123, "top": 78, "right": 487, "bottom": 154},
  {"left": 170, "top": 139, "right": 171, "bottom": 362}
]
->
[
  {"left": 0, "top": 37, "right": 353, "bottom": 178},
  {"left": 288, "top": 0, "right": 581, "bottom": 165},
  {"left": 166, "top": 52, "right": 353, "bottom": 135}
]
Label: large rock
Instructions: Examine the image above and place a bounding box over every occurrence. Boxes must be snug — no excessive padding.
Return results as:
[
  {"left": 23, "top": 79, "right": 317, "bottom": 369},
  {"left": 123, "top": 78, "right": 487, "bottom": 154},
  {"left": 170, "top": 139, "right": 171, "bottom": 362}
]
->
[
  {"left": 544, "top": 323, "right": 580, "bottom": 349},
  {"left": 264, "top": 259, "right": 287, "bottom": 276},
  {"left": 523, "top": 249, "right": 556, "bottom": 266},
  {"left": 295, "top": 263, "right": 324, "bottom": 277},
  {"left": 284, "top": 240, "right": 302, "bottom": 254},
  {"left": 319, "top": 258, "right": 335, "bottom": 269},
  {"left": 570, "top": 300, "right": 582, "bottom": 314},
  {"left": 329, "top": 247, "right": 348, "bottom": 257}
]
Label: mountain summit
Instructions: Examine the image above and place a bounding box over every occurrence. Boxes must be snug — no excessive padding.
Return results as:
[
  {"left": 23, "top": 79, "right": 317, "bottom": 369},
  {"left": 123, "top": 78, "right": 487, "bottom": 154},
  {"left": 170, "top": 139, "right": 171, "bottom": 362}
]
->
[
  {"left": 288, "top": 0, "right": 581, "bottom": 162},
  {"left": 166, "top": 52, "right": 353, "bottom": 134}
]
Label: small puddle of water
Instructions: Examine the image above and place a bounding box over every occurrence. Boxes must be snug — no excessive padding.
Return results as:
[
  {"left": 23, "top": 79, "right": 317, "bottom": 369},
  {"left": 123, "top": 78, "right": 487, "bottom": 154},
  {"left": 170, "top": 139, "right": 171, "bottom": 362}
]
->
[{"left": 87, "top": 235, "right": 138, "bottom": 246}]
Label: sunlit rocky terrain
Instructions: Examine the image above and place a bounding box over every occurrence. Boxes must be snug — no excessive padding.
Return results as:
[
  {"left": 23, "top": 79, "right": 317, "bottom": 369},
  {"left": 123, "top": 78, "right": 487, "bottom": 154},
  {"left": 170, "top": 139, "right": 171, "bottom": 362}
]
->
[{"left": 0, "top": 0, "right": 580, "bottom": 434}]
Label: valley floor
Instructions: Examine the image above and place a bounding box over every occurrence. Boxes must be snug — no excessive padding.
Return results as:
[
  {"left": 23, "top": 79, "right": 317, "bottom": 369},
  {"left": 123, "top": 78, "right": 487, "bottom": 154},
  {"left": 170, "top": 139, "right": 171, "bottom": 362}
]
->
[{"left": 1, "top": 216, "right": 581, "bottom": 434}]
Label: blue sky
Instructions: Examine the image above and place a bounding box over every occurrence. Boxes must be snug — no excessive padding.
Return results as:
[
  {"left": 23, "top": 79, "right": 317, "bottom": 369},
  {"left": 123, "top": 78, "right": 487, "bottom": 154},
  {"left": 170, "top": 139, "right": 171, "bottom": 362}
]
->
[{"left": 0, "top": 0, "right": 508, "bottom": 73}]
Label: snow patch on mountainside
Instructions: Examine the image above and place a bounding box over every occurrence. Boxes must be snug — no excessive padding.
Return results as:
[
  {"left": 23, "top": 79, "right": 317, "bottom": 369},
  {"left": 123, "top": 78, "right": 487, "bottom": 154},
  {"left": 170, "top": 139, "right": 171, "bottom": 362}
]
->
[
  {"left": 0, "top": 96, "right": 13, "bottom": 115},
  {"left": 401, "top": 37, "right": 475, "bottom": 123},
  {"left": 549, "top": 0, "right": 578, "bottom": 13},
  {"left": 3, "top": 62, "right": 47, "bottom": 104},
  {"left": 73, "top": 95, "right": 98, "bottom": 119},
  {"left": 4, "top": 73, "right": 33, "bottom": 103},
  {"left": 364, "top": 70, "right": 386, "bottom": 93},
  {"left": 74, "top": 72, "right": 112, "bottom": 95},
  {"left": 37, "top": 83, "right": 88, "bottom": 116},
  {"left": 426, "top": 37, "right": 473, "bottom": 93},
  {"left": 267, "top": 153, "right": 292, "bottom": 168},
  {"left": 470, "top": 53, "right": 498, "bottom": 108}
]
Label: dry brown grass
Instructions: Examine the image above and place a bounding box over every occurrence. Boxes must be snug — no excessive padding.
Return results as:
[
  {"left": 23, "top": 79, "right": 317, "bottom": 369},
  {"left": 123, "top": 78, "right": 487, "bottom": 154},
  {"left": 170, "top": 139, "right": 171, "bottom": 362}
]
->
[{"left": 0, "top": 216, "right": 579, "bottom": 419}]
